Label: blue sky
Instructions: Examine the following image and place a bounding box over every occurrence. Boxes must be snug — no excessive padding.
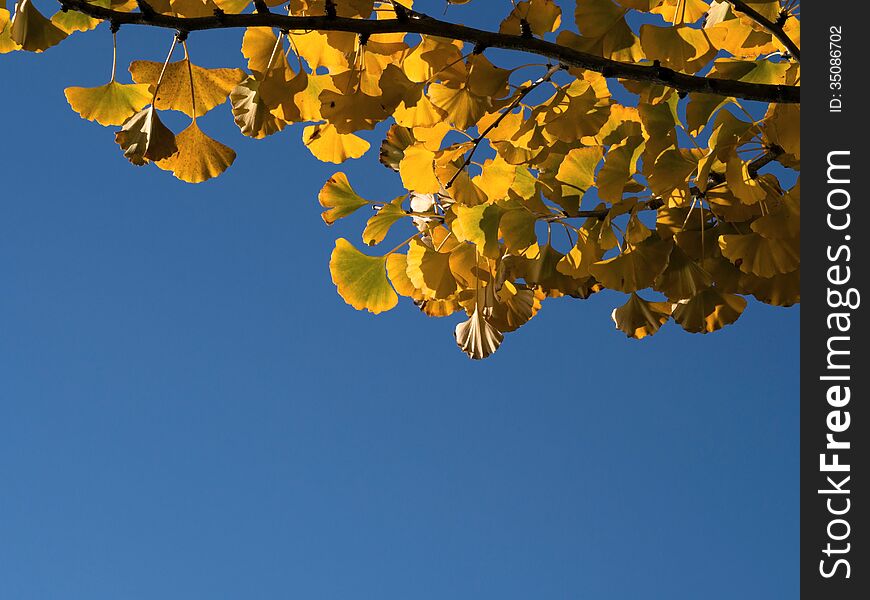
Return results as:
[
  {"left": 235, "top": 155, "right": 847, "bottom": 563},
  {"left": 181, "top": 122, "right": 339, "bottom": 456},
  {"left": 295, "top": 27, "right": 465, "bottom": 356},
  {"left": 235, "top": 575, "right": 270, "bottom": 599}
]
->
[{"left": 1, "top": 3, "right": 798, "bottom": 598}]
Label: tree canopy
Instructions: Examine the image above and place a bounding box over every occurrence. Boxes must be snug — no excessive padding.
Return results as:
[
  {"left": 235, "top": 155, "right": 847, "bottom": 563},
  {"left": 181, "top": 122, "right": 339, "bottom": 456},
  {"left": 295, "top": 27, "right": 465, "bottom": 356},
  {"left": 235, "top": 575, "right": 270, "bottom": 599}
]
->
[{"left": 1, "top": 0, "right": 800, "bottom": 358}]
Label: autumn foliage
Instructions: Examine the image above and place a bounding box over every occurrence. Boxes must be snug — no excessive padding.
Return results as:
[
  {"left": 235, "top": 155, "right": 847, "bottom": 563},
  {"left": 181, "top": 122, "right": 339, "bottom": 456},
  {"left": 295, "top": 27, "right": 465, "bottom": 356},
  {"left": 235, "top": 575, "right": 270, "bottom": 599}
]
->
[{"left": 1, "top": 0, "right": 800, "bottom": 358}]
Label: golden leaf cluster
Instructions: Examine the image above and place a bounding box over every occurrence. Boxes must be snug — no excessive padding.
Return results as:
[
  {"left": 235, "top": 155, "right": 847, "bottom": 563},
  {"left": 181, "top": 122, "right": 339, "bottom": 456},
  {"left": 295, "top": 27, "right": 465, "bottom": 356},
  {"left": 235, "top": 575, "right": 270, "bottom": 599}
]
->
[{"left": 4, "top": 0, "right": 801, "bottom": 358}]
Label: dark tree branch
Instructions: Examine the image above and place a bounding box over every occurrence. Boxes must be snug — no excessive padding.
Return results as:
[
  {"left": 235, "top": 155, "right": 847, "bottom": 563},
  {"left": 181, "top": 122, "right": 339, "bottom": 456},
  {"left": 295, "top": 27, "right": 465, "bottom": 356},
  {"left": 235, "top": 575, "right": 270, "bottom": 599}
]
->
[
  {"left": 725, "top": 0, "right": 800, "bottom": 61},
  {"left": 59, "top": 0, "right": 799, "bottom": 104}
]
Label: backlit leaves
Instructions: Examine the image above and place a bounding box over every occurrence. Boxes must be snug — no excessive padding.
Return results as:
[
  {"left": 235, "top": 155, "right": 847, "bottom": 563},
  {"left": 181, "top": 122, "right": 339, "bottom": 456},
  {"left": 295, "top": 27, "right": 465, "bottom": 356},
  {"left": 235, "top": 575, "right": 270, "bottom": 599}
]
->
[
  {"left": 13, "top": 0, "right": 802, "bottom": 358},
  {"left": 64, "top": 81, "right": 152, "bottom": 126},
  {"left": 9, "top": 0, "right": 67, "bottom": 52},
  {"left": 115, "top": 105, "right": 177, "bottom": 165},
  {"left": 130, "top": 59, "right": 245, "bottom": 118},
  {"left": 155, "top": 122, "right": 236, "bottom": 183},
  {"left": 330, "top": 238, "right": 398, "bottom": 314}
]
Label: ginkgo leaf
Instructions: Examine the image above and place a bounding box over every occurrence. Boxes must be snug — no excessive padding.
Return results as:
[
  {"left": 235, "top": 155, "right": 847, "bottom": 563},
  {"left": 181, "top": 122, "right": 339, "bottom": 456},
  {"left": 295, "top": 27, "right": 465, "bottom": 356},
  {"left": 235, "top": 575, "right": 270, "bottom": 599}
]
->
[
  {"left": 50, "top": 9, "right": 100, "bottom": 34},
  {"left": 329, "top": 238, "right": 398, "bottom": 314},
  {"left": 406, "top": 239, "right": 458, "bottom": 300},
  {"left": 507, "top": 244, "right": 600, "bottom": 298},
  {"left": 499, "top": 0, "right": 561, "bottom": 36},
  {"left": 303, "top": 123, "right": 370, "bottom": 163},
  {"left": 762, "top": 103, "right": 800, "bottom": 161},
  {"left": 639, "top": 24, "right": 715, "bottom": 74},
  {"left": 597, "top": 135, "right": 644, "bottom": 202},
  {"left": 1, "top": 4, "right": 19, "bottom": 54},
  {"left": 562, "top": 0, "right": 644, "bottom": 62},
  {"left": 499, "top": 208, "right": 538, "bottom": 254},
  {"left": 557, "top": 225, "right": 604, "bottom": 279},
  {"left": 64, "top": 81, "right": 152, "bottom": 126},
  {"left": 318, "top": 172, "right": 370, "bottom": 225},
  {"left": 466, "top": 54, "right": 511, "bottom": 99},
  {"left": 427, "top": 83, "right": 490, "bottom": 130},
  {"left": 672, "top": 289, "right": 747, "bottom": 334},
  {"left": 362, "top": 197, "right": 406, "bottom": 246},
  {"left": 130, "top": 59, "right": 245, "bottom": 117},
  {"left": 686, "top": 93, "right": 728, "bottom": 136},
  {"left": 399, "top": 143, "right": 440, "bottom": 194},
  {"left": 114, "top": 105, "right": 178, "bottom": 166},
  {"left": 624, "top": 211, "right": 652, "bottom": 246},
  {"left": 611, "top": 292, "right": 672, "bottom": 339},
  {"left": 10, "top": 0, "right": 67, "bottom": 52},
  {"left": 379, "top": 124, "right": 414, "bottom": 172},
  {"left": 454, "top": 306, "right": 504, "bottom": 360},
  {"left": 556, "top": 146, "right": 604, "bottom": 192},
  {"left": 230, "top": 75, "right": 287, "bottom": 139},
  {"left": 589, "top": 238, "right": 672, "bottom": 293},
  {"left": 472, "top": 156, "right": 516, "bottom": 203},
  {"left": 385, "top": 253, "right": 424, "bottom": 301},
  {"left": 651, "top": 0, "right": 710, "bottom": 23},
  {"left": 743, "top": 269, "right": 800, "bottom": 307},
  {"left": 451, "top": 203, "right": 503, "bottom": 258},
  {"left": 155, "top": 122, "right": 235, "bottom": 183},
  {"left": 718, "top": 232, "right": 799, "bottom": 278},
  {"left": 489, "top": 281, "right": 542, "bottom": 333},
  {"left": 654, "top": 244, "right": 713, "bottom": 300}
]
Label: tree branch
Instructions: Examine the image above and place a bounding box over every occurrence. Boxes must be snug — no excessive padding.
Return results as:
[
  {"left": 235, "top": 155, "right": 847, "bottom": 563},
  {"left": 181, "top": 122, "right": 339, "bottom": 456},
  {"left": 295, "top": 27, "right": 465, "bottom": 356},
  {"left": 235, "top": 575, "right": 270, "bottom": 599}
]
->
[
  {"left": 725, "top": 0, "right": 800, "bottom": 62},
  {"left": 60, "top": 0, "right": 799, "bottom": 104}
]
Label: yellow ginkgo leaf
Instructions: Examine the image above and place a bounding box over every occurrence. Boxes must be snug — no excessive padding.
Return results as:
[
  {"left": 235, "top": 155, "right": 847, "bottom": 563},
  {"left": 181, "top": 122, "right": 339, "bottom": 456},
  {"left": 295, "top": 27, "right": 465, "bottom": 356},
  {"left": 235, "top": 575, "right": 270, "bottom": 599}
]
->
[
  {"left": 499, "top": 0, "right": 562, "bottom": 36},
  {"left": 672, "top": 289, "right": 747, "bottom": 334},
  {"left": 213, "top": 0, "right": 251, "bottom": 12},
  {"left": 589, "top": 238, "right": 672, "bottom": 293},
  {"left": 562, "top": 0, "right": 644, "bottom": 62},
  {"left": 64, "top": 81, "right": 152, "bottom": 126},
  {"left": 556, "top": 145, "right": 604, "bottom": 192},
  {"left": 1, "top": 4, "right": 20, "bottom": 54},
  {"left": 229, "top": 75, "right": 287, "bottom": 139},
  {"left": 385, "top": 253, "right": 424, "bottom": 301},
  {"left": 639, "top": 24, "right": 716, "bottom": 74},
  {"left": 115, "top": 105, "right": 178, "bottom": 166},
  {"left": 50, "top": 9, "right": 100, "bottom": 34},
  {"left": 155, "top": 122, "right": 235, "bottom": 183},
  {"left": 427, "top": 84, "right": 490, "bottom": 131},
  {"left": 10, "top": 0, "right": 67, "bottom": 52},
  {"left": 762, "top": 103, "right": 800, "bottom": 161},
  {"left": 611, "top": 292, "right": 673, "bottom": 339},
  {"left": 596, "top": 135, "right": 643, "bottom": 202},
  {"left": 329, "top": 238, "right": 398, "bottom": 314},
  {"left": 406, "top": 239, "right": 458, "bottom": 299},
  {"left": 362, "top": 197, "right": 406, "bottom": 246},
  {"left": 499, "top": 208, "right": 538, "bottom": 254},
  {"left": 129, "top": 59, "right": 245, "bottom": 117},
  {"left": 399, "top": 143, "right": 440, "bottom": 194},
  {"left": 653, "top": 244, "right": 713, "bottom": 300},
  {"left": 650, "top": 0, "right": 711, "bottom": 24},
  {"left": 718, "top": 232, "right": 799, "bottom": 278},
  {"left": 318, "top": 172, "right": 370, "bottom": 225},
  {"left": 454, "top": 306, "right": 504, "bottom": 360},
  {"left": 303, "top": 123, "right": 370, "bottom": 164},
  {"left": 472, "top": 156, "right": 516, "bottom": 203},
  {"left": 451, "top": 203, "right": 503, "bottom": 258}
]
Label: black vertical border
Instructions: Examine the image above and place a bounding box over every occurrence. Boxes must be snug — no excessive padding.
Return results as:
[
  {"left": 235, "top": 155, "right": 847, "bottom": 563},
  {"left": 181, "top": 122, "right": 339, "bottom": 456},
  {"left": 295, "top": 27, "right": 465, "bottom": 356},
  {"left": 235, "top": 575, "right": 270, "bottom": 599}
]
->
[{"left": 802, "top": 2, "right": 868, "bottom": 597}]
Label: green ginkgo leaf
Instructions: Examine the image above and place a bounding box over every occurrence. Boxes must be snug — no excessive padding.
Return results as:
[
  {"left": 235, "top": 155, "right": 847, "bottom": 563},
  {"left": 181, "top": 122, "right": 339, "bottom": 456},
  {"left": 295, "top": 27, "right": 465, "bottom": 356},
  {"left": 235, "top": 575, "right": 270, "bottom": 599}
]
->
[
  {"left": 330, "top": 238, "right": 398, "bottom": 314},
  {"left": 318, "top": 172, "right": 370, "bottom": 225},
  {"left": 363, "top": 197, "right": 406, "bottom": 246}
]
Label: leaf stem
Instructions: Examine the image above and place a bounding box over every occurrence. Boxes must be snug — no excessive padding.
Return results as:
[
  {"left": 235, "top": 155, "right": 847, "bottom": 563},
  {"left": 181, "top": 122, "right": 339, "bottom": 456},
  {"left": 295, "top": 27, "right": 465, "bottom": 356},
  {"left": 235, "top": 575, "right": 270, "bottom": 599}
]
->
[{"left": 151, "top": 35, "right": 179, "bottom": 105}]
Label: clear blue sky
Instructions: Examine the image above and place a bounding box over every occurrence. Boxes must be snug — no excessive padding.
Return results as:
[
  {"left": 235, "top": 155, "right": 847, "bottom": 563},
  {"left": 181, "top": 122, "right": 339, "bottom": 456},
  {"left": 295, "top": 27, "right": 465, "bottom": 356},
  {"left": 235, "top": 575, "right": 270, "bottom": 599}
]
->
[{"left": 1, "top": 3, "right": 798, "bottom": 598}]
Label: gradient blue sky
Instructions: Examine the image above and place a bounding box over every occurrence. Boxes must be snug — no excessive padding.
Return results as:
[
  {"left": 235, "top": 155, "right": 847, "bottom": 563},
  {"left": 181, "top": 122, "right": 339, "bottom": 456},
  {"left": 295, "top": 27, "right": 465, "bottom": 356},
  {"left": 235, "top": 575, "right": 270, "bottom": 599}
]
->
[{"left": 1, "top": 3, "right": 798, "bottom": 598}]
